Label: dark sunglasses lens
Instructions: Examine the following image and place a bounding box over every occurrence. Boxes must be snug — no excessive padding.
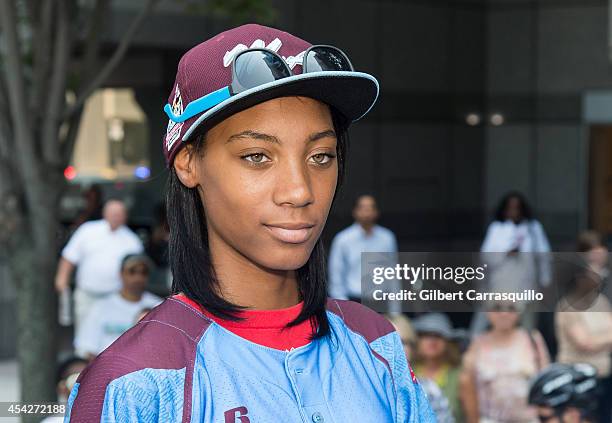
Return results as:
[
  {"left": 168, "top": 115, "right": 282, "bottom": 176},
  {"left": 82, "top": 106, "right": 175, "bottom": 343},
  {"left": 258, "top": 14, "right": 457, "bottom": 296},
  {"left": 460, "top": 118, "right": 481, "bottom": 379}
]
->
[
  {"left": 234, "top": 50, "right": 291, "bottom": 91},
  {"left": 305, "top": 47, "right": 353, "bottom": 72}
]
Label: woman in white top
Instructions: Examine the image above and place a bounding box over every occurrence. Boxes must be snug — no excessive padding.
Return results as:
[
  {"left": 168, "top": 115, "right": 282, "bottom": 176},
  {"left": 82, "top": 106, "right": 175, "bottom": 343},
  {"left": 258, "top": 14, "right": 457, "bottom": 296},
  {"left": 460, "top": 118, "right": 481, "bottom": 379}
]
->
[
  {"left": 481, "top": 191, "right": 551, "bottom": 291},
  {"left": 471, "top": 192, "right": 552, "bottom": 336},
  {"left": 482, "top": 192, "right": 550, "bottom": 255}
]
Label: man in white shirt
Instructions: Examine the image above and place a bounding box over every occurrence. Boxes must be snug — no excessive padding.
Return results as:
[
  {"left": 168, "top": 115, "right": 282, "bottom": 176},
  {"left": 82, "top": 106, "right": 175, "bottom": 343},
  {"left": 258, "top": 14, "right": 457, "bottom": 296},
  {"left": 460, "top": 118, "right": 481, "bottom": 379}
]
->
[
  {"left": 54, "top": 199, "right": 144, "bottom": 331},
  {"left": 328, "top": 195, "right": 398, "bottom": 303},
  {"left": 74, "top": 253, "right": 163, "bottom": 359}
]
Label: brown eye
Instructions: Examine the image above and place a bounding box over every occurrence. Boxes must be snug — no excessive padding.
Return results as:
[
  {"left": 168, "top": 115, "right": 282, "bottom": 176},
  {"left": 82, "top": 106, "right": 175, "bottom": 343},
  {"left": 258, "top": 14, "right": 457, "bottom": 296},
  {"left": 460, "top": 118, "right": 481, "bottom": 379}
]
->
[
  {"left": 243, "top": 153, "right": 270, "bottom": 164},
  {"left": 310, "top": 153, "right": 334, "bottom": 165}
]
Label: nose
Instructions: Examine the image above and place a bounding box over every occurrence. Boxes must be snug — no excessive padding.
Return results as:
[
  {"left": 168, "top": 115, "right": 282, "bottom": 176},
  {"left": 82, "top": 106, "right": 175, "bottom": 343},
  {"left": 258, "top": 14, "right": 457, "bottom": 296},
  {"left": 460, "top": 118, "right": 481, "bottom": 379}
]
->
[{"left": 272, "top": 159, "right": 314, "bottom": 208}]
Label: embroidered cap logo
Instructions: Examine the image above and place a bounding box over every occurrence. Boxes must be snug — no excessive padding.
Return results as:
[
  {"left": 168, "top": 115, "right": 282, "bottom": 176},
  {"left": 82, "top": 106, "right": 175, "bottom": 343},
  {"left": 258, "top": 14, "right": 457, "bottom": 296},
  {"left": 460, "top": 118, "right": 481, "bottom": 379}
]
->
[
  {"left": 165, "top": 85, "right": 184, "bottom": 151},
  {"left": 223, "top": 37, "right": 306, "bottom": 70}
]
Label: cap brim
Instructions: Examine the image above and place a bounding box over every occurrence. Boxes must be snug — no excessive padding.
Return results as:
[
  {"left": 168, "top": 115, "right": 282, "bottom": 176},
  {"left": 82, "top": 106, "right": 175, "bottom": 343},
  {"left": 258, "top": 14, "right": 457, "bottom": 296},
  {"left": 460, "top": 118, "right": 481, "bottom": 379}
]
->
[{"left": 182, "top": 71, "right": 379, "bottom": 142}]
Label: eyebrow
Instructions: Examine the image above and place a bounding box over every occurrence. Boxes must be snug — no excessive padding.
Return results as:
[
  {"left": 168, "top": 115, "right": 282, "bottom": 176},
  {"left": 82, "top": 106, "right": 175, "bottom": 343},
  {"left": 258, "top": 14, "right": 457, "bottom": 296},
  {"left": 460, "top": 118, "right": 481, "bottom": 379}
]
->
[
  {"left": 226, "top": 129, "right": 337, "bottom": 145},
  {"left": 308, "top": 129, "right": 336, "bottom": 142}
]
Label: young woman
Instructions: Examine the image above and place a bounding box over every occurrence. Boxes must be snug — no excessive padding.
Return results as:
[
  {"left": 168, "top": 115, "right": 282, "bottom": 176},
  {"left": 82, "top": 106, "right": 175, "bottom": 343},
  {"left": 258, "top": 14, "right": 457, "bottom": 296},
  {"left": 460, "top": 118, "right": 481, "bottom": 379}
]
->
[
  {"left": 481, "top": 191, "right": 552, "bottom": 291},
  {"left": 64, "top": 24, "right": 433, "bottom": 422},
  {"left": 471, "top": 191, "right": 552, "bottom": 336}
]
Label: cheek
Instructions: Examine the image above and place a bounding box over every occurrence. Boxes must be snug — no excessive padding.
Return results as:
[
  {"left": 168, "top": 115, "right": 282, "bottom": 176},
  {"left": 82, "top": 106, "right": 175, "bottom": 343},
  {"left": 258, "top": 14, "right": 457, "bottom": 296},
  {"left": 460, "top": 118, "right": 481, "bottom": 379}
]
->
[
  {"left": 418, "top": 339, "right": 434, "bottom": 354},
  {"left": 507, "top": 313, "right": 520, "bottom": 325},
  {"left": 487, "top": 313, "right": 499, "bottom": 325},
  {"left": 312, "top": 167, "right": 338, "bottom": 212},
  {"left": 199, "top": 170, "right": 262, "bottom": 242}
]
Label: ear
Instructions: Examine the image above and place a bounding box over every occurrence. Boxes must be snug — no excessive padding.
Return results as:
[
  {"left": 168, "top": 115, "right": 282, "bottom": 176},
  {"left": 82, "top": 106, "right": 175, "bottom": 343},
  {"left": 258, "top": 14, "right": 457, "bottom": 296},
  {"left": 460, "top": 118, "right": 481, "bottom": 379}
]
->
[{"left": 173, "top": 147, "right": 200, "bottom": 188}]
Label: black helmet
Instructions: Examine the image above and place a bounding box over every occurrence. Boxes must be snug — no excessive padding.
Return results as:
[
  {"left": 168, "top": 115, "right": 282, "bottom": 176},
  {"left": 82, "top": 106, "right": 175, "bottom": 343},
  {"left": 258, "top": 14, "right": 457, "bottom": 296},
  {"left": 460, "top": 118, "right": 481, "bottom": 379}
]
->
[
  {"left": 529, "top": 363, "right": 598, "bottom": 416},
  {"left": 569, "top": 363, "right": 599, "bottom": 415}
]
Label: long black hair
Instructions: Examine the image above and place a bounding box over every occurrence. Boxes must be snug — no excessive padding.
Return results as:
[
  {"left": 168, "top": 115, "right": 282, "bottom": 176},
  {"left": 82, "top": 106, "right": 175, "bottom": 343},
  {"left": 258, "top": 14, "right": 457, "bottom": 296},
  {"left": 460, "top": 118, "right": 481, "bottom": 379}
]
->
[{"left": 166, "top": 106, "right": 349, "bottom": 339}]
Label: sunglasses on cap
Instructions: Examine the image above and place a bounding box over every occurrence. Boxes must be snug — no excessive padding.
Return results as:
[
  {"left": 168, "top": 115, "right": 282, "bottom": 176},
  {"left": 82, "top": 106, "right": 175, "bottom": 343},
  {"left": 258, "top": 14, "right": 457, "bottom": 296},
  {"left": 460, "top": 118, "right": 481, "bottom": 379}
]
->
[{"left": 164, "top": 45, "right": 354, "bottom": 123}]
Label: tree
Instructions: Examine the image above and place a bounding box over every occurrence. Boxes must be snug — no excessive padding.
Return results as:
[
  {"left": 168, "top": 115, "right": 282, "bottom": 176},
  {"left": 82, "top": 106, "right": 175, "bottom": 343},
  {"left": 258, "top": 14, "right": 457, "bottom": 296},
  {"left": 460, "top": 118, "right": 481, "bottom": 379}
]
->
[{"left": 0, "top": 1, "right": 273, "bottom": 420}]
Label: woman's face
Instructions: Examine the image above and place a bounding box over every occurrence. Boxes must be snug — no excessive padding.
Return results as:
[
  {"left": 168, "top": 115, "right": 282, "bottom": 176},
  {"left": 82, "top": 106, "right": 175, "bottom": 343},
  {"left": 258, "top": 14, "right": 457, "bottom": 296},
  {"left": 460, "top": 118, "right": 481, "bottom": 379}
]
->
[
  {"left": 487, "top": 310, "right": 520, "bottom": 331},
  {"left": 417, "top": 334, "right": 447, "bottom": 361},
  {"left": 176, "top": 96, "right": 338, "bottom": 271},
  {"left": 504, "top": 196, "right": 523, "bottom": 223},
  {"left": 586, "top": 245, "right": 608, "bottom": 269}
]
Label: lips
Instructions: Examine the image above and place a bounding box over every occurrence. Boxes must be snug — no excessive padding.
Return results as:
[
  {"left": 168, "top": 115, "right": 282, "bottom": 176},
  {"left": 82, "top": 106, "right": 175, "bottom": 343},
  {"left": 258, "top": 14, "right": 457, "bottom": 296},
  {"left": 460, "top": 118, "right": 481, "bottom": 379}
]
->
[{"left": 263, "top": 222, "right": 316, "bottom": 244}]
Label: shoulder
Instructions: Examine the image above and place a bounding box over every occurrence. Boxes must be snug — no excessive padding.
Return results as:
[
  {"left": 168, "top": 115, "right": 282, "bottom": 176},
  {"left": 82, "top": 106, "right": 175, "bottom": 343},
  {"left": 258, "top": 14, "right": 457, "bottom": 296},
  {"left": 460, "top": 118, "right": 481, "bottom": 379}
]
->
[
  {"left": 88, "top": 294, "right": 120, "bottom": 315},
  {"left": 142, "top": 292, "right": 164, "bottom": 305},
  {"left": 77, "top": 298, "right": 211, "bottom": 385},
  {"left": 332, "top": 225, "right": 359, "bottom": 243},
  {"left": 594, "top": 294, "right": 612, "bottom": 311},
  {"left": 82, "top": 219, "right": 103, "bottom": 229},
  {"left": 325, "top": 298, "right": 395, "bottom": 342},
  {"left": 79, "top": 297, "right": 211, "bottom": 379},
  {"left": 69, "top": 298, "right": 213, "bottom": 421},
  {"left": 526, "top": 220, "right": 549, "bottom": 241},
  {"left": 467, "top": 332, "right": 488, "bottom": 352},
  {"left": 119, "top": 226, "right": 142, "bottom": 241},
  {"left": 522, "top": 327, "right": 543, "bottom": 343},
  {"left": 72, "top": 220, "right": 101, "bottom": 236},
  {"left": 486, "top": 220, "right": 504, "bottom": 231},
  {"left": 528, "top": 329, "right": 548, "bottom": 350},
  {"left": 326, "top": 300, "right": 436, "bottom": 420},
  {"left": 462, "top": 334, "right": 486, "bottom": 369},
  {"left": 374, "top": 225, "right": 396, "bottom": 242},
  {"left": 527, "top": 219, "right": 544, "bottom": 230}
]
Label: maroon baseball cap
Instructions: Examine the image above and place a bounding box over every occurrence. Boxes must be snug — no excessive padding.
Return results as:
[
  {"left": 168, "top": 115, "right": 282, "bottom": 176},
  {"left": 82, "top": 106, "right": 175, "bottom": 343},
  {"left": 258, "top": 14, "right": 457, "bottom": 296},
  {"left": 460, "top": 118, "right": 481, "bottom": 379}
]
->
[{"left": 163, "top": 23, "right": 379, "bottom": 166}]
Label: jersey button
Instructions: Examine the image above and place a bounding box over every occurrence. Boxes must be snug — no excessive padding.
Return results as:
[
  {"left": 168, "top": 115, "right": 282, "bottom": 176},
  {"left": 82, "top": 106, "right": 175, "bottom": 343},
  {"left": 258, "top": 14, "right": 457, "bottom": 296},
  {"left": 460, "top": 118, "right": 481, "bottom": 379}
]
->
[{"left": 311, "top": 412, "right": 324, "bottom": 422}]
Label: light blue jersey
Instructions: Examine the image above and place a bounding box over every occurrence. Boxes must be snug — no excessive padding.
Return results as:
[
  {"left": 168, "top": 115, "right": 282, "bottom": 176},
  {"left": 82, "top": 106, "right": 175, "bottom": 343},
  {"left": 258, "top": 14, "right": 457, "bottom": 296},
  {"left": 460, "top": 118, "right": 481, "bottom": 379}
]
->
[{"left": 65, "top": 296, "right": 436, "bottom": 422}]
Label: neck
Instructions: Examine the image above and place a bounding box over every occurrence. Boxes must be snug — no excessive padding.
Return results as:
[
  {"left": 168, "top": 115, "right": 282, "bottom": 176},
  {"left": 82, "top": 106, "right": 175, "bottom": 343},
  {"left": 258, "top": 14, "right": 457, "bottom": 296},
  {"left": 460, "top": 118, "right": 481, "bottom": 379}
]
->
[
  {"left": 422, "top": 358, "right": 444, "bottom": 372},
  {"left": 208, "top": 236, "right": 300, "bottom": 310},
  {"left": 120, "top": 288, "right": 142, "bottom": 302},
  {"left": 107, "top": 221, "right": 121, "bottom": 232},
  {"left": 490, "top": 326, "right": 517, "bottom": 339},
  {"left": 359, "top": 222, "right": 374, "bottom": 234}
]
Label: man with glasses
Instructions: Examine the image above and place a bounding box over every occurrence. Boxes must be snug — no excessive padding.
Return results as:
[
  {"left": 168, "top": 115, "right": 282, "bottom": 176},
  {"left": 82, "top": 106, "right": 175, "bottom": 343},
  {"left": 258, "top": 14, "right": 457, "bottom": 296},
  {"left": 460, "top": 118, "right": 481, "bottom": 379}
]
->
[
  {"left": 528, "top": 363, "right": 598, "bottom": 423},
  {"left": 74, "top": 254, "right": 162, "bottom": 359}
]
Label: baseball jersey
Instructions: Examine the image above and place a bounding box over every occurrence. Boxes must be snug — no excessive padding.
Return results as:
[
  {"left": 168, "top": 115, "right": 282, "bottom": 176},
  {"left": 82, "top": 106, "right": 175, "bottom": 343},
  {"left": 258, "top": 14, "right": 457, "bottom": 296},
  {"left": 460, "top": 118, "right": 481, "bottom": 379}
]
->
[{"left": 64, "top": 295, "right": 435, "bottom": 422}]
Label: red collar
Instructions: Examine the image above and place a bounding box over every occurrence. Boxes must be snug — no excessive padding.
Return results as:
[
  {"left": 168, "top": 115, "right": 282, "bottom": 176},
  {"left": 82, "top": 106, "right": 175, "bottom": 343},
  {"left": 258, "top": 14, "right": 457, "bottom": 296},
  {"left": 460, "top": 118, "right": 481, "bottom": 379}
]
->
[{"left": 172, "top": 294, "right": 315, "bottom": 351}]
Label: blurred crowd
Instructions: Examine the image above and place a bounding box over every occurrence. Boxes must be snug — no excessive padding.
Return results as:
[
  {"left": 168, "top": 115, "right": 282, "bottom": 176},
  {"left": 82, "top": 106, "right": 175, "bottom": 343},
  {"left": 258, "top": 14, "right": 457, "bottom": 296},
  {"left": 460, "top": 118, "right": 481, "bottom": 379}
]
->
[
  {"left": 49, "top": 187, "right": 612, "bottom": 423},
  {"left": 331, "top": 193, "right": 612, "bottom": 423}
]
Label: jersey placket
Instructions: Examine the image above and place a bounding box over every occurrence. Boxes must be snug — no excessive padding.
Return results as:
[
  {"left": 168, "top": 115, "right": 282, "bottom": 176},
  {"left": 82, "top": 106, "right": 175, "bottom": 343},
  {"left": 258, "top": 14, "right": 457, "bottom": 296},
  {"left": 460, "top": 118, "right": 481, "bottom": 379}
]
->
[{"left": 284, "top": 344, "right": 334, "bottom": 423}]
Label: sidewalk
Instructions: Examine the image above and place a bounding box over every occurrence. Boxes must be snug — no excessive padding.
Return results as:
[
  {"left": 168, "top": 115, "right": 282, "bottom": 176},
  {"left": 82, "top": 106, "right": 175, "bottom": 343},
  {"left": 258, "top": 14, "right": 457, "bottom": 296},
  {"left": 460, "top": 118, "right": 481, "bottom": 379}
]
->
[
  {"left": 0, "top": 359, "right": 18, "bottom": 401},
  {"left": 0, "top": 359, "right": 19, "bottom": 422}
]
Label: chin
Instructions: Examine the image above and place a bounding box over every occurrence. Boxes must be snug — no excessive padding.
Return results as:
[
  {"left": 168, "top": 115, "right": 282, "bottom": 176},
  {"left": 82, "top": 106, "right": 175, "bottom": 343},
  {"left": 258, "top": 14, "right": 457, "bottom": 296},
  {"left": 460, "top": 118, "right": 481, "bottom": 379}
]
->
[{"left": 254, "top": 247, "right": 313, "bottom": 271}]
